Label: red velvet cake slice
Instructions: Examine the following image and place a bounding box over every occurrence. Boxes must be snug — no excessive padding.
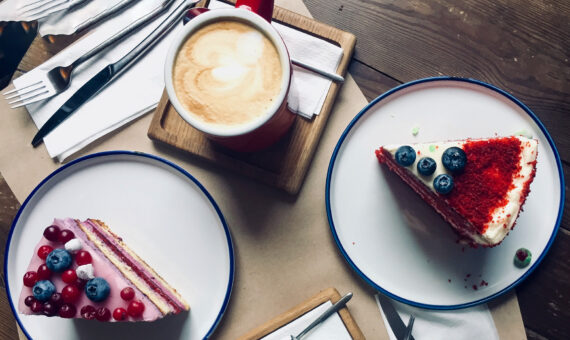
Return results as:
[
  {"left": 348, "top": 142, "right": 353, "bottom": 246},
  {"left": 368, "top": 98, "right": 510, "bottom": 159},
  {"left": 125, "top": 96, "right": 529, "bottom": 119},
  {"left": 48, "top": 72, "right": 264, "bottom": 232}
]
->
[
  {"left": 375, "top": 136, "right": 538, "bottom": 247},
  {"left": 18, "top": 218, "right": 189, "bottom": 321}
]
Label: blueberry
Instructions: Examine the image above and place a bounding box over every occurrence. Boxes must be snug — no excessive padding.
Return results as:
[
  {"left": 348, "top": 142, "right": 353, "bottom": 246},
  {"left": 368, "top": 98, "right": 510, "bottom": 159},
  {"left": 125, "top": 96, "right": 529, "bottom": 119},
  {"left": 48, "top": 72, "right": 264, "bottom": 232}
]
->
[
  {"left": 417, "top": 157, "right": 436, "bottom": 176},
  {"left": 45, "top": 249, "right": 72, "bottom": 272},
  {"left": 441, "top": 147, "right": 467, "bottom": 172},
  {"left": 433, "top": 174, "right": 454, "bottom": 194},
  {"left": 85, "top": 278, "right": 111, "bottom": 302},
  {"left": 395, "top": 146, "right": 416, "bottom": 166},
  {"left": 32, "top": 280, "right": 55, "bottom": 301}
]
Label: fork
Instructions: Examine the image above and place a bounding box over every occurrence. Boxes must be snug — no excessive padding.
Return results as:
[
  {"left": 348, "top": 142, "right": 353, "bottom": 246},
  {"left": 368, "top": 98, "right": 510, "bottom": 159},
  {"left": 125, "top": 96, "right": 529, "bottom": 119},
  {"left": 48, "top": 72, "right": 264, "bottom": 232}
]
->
[
  {"left": 403, "top": 315, "right": 415, "bottom": 340},
  {"left": 3, "top": 0, "right": 175, "bottom": 109}
]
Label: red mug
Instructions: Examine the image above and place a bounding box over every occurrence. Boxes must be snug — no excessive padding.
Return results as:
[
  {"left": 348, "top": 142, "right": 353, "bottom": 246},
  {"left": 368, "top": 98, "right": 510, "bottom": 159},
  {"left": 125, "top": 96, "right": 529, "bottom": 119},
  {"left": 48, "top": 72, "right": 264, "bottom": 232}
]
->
[{"left": 164, "top": 0, "right": 295, "bottom": 152}]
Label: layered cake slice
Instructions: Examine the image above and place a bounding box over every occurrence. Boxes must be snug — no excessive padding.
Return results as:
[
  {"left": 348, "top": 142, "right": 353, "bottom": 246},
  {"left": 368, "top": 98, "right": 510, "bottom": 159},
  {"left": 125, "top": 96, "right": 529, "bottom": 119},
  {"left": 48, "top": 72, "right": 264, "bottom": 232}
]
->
[
  {"left": 375, "top": 136, "right": 538, "bottom": 247},
  {"left": 19, "top": 218, "right": 189, "bottom": 321}
]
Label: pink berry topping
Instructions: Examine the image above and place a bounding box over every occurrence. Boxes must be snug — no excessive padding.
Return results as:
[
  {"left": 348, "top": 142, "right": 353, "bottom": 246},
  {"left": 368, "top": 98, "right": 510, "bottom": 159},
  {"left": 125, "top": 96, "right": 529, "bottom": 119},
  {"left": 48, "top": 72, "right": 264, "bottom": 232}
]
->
[
  {"left": 62, "top": 285, "right": 81, "bottom": 304},
  {"left": 58, "top": 229, "right": 75, "bottom": 243},
  {"left": 61, "top": 269, "right": 78, "bottom": 284},
  {"left": 37, "top": 245, "right": 53, "bottom": 260},
  {"left": 76, "top": 250, "right": 92, "bottom": 265},
  {"left": 59, "top": 303, "right": 77, "bottom": 318},
  {"left": 127, "top": 300, "right": 145, "bottom": 317},
  {"left": 113, "top": 307, "right": 128, "bottom": 321},
  {"left": 43, "top": 225, "right": 60, "bottom": 242},
  {"left": 24, "top": 296, "right": 36, "bottom": 307},
  {"left": 37, "top": 264, "right": 52, "bottom": 280},
  {"left": 81, "top": 305, "right": 97, "bottom": 320},
  {"left": 96, "top": 307, "right": 111, "bottom": 322},
  {"left": 23, "top": 271, "right": 38, "bottom": 287},
  {"left": 120, "top": 287, "right": 135, "bottom": 301}
]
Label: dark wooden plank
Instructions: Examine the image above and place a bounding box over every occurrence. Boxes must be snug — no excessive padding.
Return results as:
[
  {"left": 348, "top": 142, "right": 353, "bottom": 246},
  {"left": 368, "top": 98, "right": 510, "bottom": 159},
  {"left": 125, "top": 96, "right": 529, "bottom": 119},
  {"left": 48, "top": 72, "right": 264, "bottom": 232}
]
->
[{"left": 304, "top": 0, "right": 570, "bottom": 162}]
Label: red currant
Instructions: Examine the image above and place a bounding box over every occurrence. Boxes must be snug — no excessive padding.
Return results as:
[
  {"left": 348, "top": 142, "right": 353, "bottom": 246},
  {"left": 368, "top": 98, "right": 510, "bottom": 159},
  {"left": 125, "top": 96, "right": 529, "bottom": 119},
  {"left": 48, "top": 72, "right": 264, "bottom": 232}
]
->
[
  {"left": 37, "top": 264, "right": 52, "bottom": 280},
  {"left": 74, "top": 278, "right": 87, "bottom": 289},
  {"left": 49, "top": 292, "right": 63, "bottom": 307},
  {"left": 96, "top": 307, "right": 111, "bottom": 322},
  {"left": 58, "top": 303, "right": 77, "bottom": 318},
  {"left": 76, "top": 250, "right": 92, "bottom": 265},
  {"left": 127, "top": 300, "right": 145, "bottom": 317},
  {"left": 62, "top": 285, "right": 81, "bottom": 303},
  {"left": 61, "top": 269, "right": 78, "bottom": 283},
  {"left": 23, "top": 271, "right": 38, "bottom": 287},
  {"left": 24, "top": 296, "right": 36, "bottom": 307},
  {"left": 43, "top": 225, "right": 60, "bottom": 242},
  {"left": 30, "top": 300, "right": 43, "bottom": 313},
  {"left": 112, "top": 307, "right": 127, "bottom": 321},
  {"left": 120, "top": 287, "right": 135, "bottom": 301},
  {"left": 81, "top": 305, "right": 97, "bottom": 320},
  {"left": 58, "top": 229, "right": 75, "bottom": 243},
  {"left": 42, "top": 301, "right": 58, "bottom": 317},
  {"left": 37, "top": 245, "right": 54, "bottom": 260}
]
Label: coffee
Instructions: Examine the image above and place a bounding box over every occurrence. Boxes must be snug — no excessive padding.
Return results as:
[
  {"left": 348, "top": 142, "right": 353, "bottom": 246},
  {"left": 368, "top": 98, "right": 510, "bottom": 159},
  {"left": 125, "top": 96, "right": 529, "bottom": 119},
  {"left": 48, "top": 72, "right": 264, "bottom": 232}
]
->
[{"left": 172, "top": 20, "right": 283, "bottom": 127}]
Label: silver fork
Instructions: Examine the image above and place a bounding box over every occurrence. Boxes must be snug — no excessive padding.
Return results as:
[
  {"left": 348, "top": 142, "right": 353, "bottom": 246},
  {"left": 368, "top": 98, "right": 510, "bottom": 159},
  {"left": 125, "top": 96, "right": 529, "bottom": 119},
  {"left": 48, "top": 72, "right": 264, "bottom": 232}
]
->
[
  {"left": 403, "top": 315, "right": 415, "bottom": 340},
  {"left": 3, "top": 0, "right": 175, "bottom": 109}
]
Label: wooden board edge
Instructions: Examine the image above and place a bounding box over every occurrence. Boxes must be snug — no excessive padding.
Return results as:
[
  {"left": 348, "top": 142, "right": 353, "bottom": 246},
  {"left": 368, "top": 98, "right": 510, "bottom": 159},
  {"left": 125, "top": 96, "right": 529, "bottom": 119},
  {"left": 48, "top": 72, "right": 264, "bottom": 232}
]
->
[{"left": 236, "top": 288, "right": 365, "bottom": 340}]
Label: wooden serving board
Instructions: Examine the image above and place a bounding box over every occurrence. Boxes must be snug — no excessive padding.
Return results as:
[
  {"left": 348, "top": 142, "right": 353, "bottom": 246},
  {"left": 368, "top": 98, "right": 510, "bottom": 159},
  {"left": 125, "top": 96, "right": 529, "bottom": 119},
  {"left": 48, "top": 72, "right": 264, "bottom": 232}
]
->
[
  {"left": 237, "top": 288, "right": 364, "bottom": 339},
  {"left": 147, "top": 0, "right": 356, "bottom": 194}
]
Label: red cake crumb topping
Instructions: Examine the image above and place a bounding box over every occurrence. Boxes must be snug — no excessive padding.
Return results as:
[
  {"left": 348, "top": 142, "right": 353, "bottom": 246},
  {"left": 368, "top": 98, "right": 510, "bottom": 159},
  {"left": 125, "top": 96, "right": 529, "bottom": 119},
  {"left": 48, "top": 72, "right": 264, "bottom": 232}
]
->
[{"left": 445, "top": 137, "right": 523, "bottom": 234}]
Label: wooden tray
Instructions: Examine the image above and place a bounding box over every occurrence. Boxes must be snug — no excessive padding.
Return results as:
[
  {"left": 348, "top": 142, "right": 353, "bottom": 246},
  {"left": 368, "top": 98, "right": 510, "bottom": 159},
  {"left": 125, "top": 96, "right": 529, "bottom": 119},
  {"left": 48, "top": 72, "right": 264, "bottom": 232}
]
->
[
  {"left": 147, "top": 0, "right": 356, "bottom": 194},
  {"left": 237, "top": 288, "right": 364, "bottom": 339}
]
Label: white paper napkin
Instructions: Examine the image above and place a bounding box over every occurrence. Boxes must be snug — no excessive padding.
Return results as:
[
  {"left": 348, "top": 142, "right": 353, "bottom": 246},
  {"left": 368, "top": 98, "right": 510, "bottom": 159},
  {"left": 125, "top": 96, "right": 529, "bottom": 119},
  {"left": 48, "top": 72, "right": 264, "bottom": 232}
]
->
[
  {"left": 261, "top": 301, "right": 352, "bottom": 340},
  {"left": 0, "top": 0, "right": 85, "bottom": 22},
  {"left": 18, "top": 0, "right": 343, "bottom": 161},
  {"left": 375, "top": 294, "right": 500, "bottom": 340}
]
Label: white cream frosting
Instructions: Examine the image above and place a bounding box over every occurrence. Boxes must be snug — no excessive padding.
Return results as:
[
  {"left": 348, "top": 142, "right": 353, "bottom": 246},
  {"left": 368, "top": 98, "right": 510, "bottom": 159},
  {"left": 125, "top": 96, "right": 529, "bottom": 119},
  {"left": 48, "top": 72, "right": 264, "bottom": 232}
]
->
[
  {"left": 384, "top": 136, "right": 538, "bottom": 245},
  {"left": 64, "top": 238, "right": 82, "bottom": 253}
]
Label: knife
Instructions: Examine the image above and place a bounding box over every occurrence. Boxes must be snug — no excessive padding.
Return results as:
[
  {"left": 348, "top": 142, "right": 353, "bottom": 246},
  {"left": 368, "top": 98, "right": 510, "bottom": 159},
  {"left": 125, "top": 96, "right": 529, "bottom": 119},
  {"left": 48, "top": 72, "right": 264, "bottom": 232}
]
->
[
  {"left": 377, "top": 294, "right": 416, "bottom": 340},
  {"left": 31, "top": 0, "right": 198, "bottom": 147}
]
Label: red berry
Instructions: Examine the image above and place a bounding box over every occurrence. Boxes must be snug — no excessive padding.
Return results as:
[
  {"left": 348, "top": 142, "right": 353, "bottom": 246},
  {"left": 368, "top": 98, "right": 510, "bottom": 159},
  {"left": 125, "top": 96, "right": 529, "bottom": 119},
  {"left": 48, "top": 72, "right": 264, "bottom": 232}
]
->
[
  {"left": 30, "top": 300, "right": 43, "bottom": 313},
  {"left": 37, "top": 264, "right": 52, "bottom": 280},
  {"left": 49, "top": 292, "right": 63, "bottom": 307},
  {"left": 120, "top": 287, "right": 135, "bottom": 301},
  {"left": 24, "top": 296, "right": 36, "bottom": 307},
  {"left": 74, "top": 278, "right": 87, "bottom": 289},
  {"left": 23, "top": 271, "right": 38, "bottom": 287},
  {"left": 76, "top": 250, "right": 92, "bottom": 265},
  {"left": 62, "top": 285, "right": 81, "bottom": 303},
  {"left": 61, "top": 269, "right": 78, "bottom": 283},
  {"left": 113, "top": 307, "right": 127, "bottom": 321},
  {"left": 96, "top": 307, "right": 111, "bottom": 322},
  {"left": 37, "top": 245, "right": 54, "bottom": 260},
  {"left": 42, "top": 301, "right": 57, "bottom": 316},
  {"left": 58, "top": 229, "right": 75, "bottom": 243},
  {"left": 81, "top": 305, "right": 97, "bottom": 320},
  {"left": 43, "top": 225, "right": 60, "bottom": 242},
  {"left": 58, "top": 303, "right": 77, "bottom": 318},
  {"left": 127, "top": 300, "right": 145, "bottom": 317}
]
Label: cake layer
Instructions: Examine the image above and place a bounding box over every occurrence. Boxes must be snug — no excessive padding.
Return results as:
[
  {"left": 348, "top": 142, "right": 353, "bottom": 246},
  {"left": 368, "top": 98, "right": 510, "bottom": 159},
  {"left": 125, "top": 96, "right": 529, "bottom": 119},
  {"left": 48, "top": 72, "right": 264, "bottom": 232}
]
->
[{"left": 377, "top": 136, "right": 538, "bottom": 246}]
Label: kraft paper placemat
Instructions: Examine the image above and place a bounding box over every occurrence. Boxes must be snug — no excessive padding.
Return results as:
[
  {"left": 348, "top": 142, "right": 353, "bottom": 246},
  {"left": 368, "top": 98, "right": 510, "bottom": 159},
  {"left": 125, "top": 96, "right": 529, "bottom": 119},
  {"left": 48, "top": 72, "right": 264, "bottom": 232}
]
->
[{"left": 0, "top": 0, "right": 526, "bottom": 338}]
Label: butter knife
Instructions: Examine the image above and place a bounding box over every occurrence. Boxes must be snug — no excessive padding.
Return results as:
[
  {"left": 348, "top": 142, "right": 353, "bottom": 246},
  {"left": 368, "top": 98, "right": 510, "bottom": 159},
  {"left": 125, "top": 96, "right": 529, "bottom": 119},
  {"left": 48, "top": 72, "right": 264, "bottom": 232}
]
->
[
  {"left": 31, "top": 0, "right": 198, "bottom": 147},
  {"left": 377, "top": 294, "right": 416, "bottom": 340}
]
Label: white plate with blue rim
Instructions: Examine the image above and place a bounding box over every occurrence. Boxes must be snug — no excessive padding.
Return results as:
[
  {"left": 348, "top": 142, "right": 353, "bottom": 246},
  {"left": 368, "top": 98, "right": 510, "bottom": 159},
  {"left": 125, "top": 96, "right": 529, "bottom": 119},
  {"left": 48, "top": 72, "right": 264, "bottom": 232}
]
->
[
  {"left": 326, "top": 77, "right": 564, "bottom": 309},
  {"left": 4, "top": 151, "right": 234, "bottom": 338}
]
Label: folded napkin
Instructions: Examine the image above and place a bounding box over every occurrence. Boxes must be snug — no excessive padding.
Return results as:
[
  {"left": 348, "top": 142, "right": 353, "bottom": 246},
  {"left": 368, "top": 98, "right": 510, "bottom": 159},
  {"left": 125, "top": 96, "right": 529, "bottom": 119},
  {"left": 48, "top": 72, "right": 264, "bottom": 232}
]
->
[
  {"left": 0, "top": 0, "right": 85, "bottom": 22},
  {"left": 19, "top": 0, "right": 343, "bottom": 161},
  {"left": 375, "top": 294, "right": 500, "bottom": 340},
  {"left": 261, "top": 301, "right": 352, "bottom": 340}
]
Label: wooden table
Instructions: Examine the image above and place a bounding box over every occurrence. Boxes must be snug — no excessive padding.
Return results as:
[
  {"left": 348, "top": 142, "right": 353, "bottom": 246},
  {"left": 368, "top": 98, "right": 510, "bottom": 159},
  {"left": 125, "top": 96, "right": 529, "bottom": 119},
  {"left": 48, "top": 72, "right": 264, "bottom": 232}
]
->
[{"left": 1, "top": 0, "right": 568, "bottom": 339}]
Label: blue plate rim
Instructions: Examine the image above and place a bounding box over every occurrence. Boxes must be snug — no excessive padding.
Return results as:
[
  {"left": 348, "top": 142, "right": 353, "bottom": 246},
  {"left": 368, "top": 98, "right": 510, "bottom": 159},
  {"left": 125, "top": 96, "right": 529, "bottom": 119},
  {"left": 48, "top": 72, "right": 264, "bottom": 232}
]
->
[
  {"left": 3, "top": 150, "right": 235, "bottom": 338},
  {"left": 325, "top": 76, "right": 565, "bottom": 310}
]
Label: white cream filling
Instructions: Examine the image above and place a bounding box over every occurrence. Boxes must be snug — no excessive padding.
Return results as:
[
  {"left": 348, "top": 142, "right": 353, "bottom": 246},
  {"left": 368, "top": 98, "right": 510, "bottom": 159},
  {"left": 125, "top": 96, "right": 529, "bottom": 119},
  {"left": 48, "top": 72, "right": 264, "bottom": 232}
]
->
[{"left": 385, "top": 136, "right": 538, "bottom": 245}]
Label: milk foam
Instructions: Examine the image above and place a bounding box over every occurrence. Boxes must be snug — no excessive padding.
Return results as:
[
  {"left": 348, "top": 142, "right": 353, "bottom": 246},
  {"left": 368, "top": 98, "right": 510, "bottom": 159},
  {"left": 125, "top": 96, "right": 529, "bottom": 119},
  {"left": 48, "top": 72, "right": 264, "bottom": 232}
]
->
[{"left": 173, "top": 20, "right": 282, "bottom": 127}]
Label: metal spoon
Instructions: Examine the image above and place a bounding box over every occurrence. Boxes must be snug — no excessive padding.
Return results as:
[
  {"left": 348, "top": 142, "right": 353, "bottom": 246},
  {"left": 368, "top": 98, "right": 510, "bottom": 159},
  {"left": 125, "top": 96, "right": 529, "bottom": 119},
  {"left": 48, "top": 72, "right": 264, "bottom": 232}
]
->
[{"left": 290, "top": 292, "right": 353, "bottom": 340}]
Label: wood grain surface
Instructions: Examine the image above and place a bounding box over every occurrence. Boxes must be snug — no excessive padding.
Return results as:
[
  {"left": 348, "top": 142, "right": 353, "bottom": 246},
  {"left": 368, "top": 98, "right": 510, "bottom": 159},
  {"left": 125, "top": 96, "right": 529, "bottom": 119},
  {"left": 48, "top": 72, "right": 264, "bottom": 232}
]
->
[{"left": 0, "top": 0, "right": 568, "bottom": 339}]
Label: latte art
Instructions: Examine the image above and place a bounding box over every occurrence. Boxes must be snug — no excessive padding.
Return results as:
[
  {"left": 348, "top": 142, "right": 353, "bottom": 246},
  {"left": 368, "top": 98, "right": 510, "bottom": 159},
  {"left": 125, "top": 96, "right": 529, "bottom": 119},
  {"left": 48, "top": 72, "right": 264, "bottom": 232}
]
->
[{"left": 173, "top": 20, "right": 283, "bottom": 126}]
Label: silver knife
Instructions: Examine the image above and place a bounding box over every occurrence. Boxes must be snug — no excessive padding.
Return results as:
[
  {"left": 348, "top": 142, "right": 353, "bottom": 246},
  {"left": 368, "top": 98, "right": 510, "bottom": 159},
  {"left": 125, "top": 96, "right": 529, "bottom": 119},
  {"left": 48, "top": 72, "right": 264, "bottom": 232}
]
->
[
  {"left": 31, "top": 0, "right": 198, "bottom": 147},
  {"left": 377, "top": 294, "right": 416, "bottom": 340}
]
